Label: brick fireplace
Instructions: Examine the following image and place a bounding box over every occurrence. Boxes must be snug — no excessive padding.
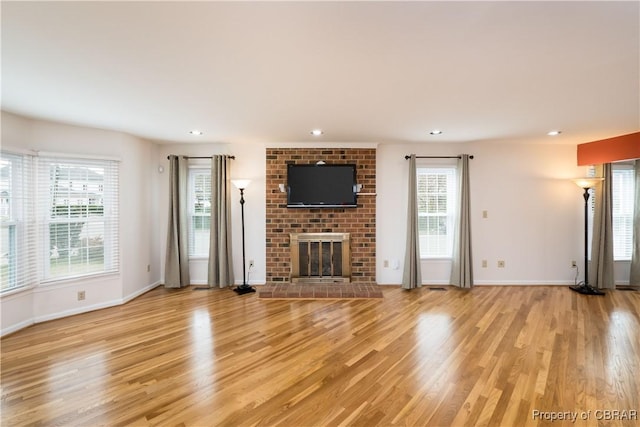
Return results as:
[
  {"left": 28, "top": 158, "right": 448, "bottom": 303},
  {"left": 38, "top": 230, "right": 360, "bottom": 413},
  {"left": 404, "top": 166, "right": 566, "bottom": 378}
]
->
[{"left": 265, "top": 148, "right": 376, "bottom": 284}]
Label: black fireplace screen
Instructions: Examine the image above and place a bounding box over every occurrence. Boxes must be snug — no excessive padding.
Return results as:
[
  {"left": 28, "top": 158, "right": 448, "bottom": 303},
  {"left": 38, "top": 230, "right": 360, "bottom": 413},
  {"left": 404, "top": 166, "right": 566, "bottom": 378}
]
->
[{"left": 299, "top": 241, "right": 343, "bottom": 278}]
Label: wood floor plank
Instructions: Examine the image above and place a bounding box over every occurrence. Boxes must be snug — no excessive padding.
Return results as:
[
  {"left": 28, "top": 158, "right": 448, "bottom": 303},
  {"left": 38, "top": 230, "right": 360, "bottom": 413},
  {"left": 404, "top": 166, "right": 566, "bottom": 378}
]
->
[{"left": 2, "top": 285, "right": 639, "bottom": 426}]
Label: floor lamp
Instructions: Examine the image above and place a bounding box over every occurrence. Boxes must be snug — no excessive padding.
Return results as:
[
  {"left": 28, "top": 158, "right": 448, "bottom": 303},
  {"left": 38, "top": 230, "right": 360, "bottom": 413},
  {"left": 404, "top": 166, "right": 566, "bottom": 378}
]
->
[
  {"left": 570, "top": 177, "right": 605, "bottom": 296},
  {"left": 232, "top": 179, "right": 256, "bottom": 295}
]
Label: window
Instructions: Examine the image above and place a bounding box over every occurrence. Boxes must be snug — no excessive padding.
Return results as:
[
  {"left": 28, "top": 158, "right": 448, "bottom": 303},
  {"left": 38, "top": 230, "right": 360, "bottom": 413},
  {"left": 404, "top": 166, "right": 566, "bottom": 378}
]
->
[
  {"left": 39, "top": 157, "right": 119, "bottom": 281},
  {"left": 588, "top": 164, "right": 635, "bottom": 261},
  {"left": 188, "top": 168, "right": 211, "bottom": 257},
  {"left": 612, "top": 165, "right": 634, "bottom": 260},
  {"left": 416, "top": 167, "right": 457, "bottom": 258},
  {"left": 0, "top": 152, "right": 36, "bottom": 293},
  {"left": 0, "top": 153, "right": 119, "bottom": 291}
]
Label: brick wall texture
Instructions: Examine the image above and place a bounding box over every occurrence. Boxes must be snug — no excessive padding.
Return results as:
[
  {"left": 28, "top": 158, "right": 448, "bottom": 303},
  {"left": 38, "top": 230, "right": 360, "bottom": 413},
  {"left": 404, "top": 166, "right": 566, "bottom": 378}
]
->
[{"left": 265, "top": 148, "right": 376, "bottom": 284}]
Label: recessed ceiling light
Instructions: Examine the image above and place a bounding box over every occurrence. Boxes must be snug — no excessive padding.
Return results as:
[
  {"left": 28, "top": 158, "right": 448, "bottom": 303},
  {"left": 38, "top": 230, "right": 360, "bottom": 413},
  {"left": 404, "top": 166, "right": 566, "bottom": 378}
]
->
[
  {"left": 547, "top": 130, "right": 562, "bottom": 136},
  {"left": 310, "top": 129, "right": 323, "bottom": 136},
  {"left": 189, "top": 130, "right": 203, "bottom": 136},
  {"left": 429, "top": 129, "right": 443, "bottom": 135}
]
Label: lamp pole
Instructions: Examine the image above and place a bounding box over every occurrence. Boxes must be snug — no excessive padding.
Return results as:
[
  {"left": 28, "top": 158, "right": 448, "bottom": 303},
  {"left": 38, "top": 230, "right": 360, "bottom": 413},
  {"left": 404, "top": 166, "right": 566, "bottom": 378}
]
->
[
  {"left": 582, "top": 188, "right": 590, "bottom": 288},
  {"left": 570, "top": 178, "right": 604, "bottom": 296},
  {"left": 232, "top": 180, "right": 255, "bottom": 295}
]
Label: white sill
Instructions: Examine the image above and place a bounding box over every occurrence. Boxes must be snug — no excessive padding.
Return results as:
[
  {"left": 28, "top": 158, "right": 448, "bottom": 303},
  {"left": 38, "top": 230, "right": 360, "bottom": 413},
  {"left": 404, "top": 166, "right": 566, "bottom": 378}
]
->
[
  {"left": 0, "top": 285, "right": 36, "bottom": 299},
  {"left": 39, "top": 271, "right": 120, "bottom": 288}
]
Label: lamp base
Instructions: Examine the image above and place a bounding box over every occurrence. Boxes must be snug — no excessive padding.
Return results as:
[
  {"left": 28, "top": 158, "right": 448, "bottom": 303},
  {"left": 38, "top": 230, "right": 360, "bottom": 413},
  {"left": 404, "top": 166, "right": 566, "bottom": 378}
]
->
[
  {"left": 234, "top": 284, "right": 256, "bottom": 295},
  {"left": 569, "top": 284, "right": 605, "bottom": 296}
]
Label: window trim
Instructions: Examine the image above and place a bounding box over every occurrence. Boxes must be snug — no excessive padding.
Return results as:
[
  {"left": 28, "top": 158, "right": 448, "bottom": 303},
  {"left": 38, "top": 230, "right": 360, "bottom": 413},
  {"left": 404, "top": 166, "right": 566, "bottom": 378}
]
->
[
  {"left": 611, "top": 163, "right": 634, "bottom": 261},
  {"left": 0, "top": 152, "right": 37, "bottom": 295},
  {"left": 587, "top": 163, "right": 635, "bottom": 262},
  {"left": 38, "top": 157, "right": 120, "bottom": 284},
  {"left": 416, "top": 164, "right": 458, "bottom": 260},
  {"left": 1, "top": 151, "right": 120, "bottom": 294},
  {"left": 188, "top": 167, "right": 212, "bottom": 258}
]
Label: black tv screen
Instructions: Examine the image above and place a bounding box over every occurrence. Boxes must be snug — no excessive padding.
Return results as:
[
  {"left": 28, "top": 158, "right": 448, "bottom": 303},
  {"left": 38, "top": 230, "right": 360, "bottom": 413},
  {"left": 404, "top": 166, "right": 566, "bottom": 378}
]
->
[{"left": 287, "top": 164, "right": 357, "bottom": 208}]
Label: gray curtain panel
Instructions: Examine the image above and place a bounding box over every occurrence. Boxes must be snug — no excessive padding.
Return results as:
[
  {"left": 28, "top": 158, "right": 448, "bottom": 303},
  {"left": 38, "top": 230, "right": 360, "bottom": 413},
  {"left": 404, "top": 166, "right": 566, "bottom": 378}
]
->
[
  {"left": 165, "top": 155, "right": 190, "bottom": 288},
  {"left": 451, "top": 154, "right": 473, "bottom": 288},
  {"left": 590, "top": 163, "right": 615, "bottom": 289},
  {"left": 208, "top": 155, "right": 235, "bottom": 288},
  {"left": 402, "top": 154, "right": 422, "bottom": 289},
  {"left": 630, "top": 160, "right": 640, "bottom": 286}
]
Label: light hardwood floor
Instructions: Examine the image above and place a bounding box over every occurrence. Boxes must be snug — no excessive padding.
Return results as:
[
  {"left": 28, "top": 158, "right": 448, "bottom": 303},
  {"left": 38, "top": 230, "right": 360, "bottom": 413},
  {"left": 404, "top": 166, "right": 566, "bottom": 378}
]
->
[{"left": 1, "top": 285, "right": 639, "bottom": 426}]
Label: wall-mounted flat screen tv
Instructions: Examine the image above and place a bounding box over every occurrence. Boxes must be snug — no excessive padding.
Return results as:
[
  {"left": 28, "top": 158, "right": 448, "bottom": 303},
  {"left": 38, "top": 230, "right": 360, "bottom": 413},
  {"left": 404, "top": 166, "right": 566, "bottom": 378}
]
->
[{"left": 287, "top": 164, "right": 358, "bottom": 208}]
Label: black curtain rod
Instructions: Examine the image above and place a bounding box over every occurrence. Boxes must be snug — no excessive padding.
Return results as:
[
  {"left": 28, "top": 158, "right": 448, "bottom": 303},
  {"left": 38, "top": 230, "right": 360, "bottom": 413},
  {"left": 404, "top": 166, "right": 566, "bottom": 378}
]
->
[
  {"left": 404, "top": 155, "right": 474, "bottom": 160},
  {"left": 166, "top": 155, "right": 235, "bottom": 160}
]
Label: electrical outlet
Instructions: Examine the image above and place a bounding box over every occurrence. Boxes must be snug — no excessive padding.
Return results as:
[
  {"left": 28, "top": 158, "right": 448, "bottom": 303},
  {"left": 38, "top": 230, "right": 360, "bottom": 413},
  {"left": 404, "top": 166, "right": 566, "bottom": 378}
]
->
[
  {"left": 571, "top": 260, "right": 577, "bottom": 268},
  {"left": 77, "top": 291, "right": 86, "bottom": 301},
  {"left": 497, "top": 260, "right": 505, "bottom": 268},
  {"left": 482, "top": 260, "right": 488, "bottom": 268}
]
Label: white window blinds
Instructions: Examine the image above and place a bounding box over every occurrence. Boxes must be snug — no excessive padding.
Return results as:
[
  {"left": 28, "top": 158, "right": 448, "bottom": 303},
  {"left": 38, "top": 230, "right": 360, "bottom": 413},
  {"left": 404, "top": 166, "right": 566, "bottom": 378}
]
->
[
  {"left": 416, "top": 166, "right": 457, "bottom": 258},
  {"left": 0, "top": 152, "right": 37, "bottom": 293},
  {"left": 38, "top": 157, "right": 119, "bottom": 281},
  {"left": 612, "top": 165, "right": 634, "bottom": 260},
  {"left": 588, "top": 164, "right": 635, "bottom": 261},
  {"left": 188, "top": 168, "right": 211, "bottom": 257}
]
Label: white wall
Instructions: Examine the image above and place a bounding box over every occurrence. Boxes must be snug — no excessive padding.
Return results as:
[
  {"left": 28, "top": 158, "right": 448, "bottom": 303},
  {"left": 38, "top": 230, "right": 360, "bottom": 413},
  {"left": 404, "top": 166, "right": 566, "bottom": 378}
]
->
[
  {"left": 2, "top": 111, "right": 633, "bottom": 334},
  {"left": 376, "top": 141, "right": 633, "bottom": 285},
  {"left": 154, "top": 142, "right": 266, "bottom": 285},
  {"left": 1, "top": 111, "right": 158, "bottom": 335},
  {"left": 156, "top": 139, "right": 632, "bottom": 287}
]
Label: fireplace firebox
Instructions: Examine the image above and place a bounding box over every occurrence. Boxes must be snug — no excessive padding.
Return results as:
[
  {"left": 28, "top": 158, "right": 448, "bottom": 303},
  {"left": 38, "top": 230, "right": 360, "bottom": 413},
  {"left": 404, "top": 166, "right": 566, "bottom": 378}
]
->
[{"left": 290, "top": 233, "right": 351, "bottom": 283}]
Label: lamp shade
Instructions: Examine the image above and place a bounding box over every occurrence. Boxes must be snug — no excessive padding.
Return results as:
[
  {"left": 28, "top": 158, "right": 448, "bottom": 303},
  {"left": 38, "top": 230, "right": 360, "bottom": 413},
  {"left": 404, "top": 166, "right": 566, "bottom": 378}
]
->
[
  {"left": 232, "top": 179, "right": 251, "bottom": 190},
  {"left": 572, "top": 177, "right": 603, "bottom": 189}
]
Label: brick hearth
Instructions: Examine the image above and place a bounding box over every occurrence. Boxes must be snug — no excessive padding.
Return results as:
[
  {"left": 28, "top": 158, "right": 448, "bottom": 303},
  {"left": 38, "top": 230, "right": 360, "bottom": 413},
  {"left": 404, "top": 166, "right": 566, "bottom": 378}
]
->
[{"left": 257, "top": 283, "right": 383, "bottom": 299}]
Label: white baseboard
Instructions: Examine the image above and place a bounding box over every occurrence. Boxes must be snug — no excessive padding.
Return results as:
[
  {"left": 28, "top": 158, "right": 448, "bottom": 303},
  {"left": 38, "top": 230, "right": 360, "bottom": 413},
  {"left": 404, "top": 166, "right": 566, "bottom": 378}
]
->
[
  {"left": 122, "top": 281, "right": 161, "bottom": 303},
  {"left": 1, "top": 318, "right": 35, "bottom": 337},
  {"left": 379, "top": 281, "right": 578, "bottom": 286},
  {"left": 474, "top": 280, "right": 632, "bottom": 286},
  {"left": 190, "top": 280, "right": 264, "bottom": 286},
  {"left": 420, "top": 280, "right": 450, "bottom": 286},
  {"left": 4, "top": 281, "right": 162, "bottom": 336},
  {"left": 234, "top": 279, "right": 265, "bottom": 286},
  {"left": 34, "top": 299, "right": 123, "bottom": 324},
  {"left": 473, "top": 280, "right": 575, "bottom": 286}
]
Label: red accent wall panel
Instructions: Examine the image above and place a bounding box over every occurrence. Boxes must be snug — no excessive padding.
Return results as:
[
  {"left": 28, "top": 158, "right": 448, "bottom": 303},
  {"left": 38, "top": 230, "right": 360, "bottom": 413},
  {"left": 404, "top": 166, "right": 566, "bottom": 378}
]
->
[{"left": 577, "top": 132, "right": 640, "bottom": 165}]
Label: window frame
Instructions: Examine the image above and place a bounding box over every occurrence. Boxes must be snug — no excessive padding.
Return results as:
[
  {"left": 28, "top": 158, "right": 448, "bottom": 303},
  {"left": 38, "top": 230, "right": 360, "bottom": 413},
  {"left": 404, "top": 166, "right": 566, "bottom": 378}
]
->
[
  {"left": 0, "top": 152, "right": 37, "bottom": 294},
  {"left": 416, "top": 165, "right": 458, "bottom": 260},
  {"left": 39, "top": 157, "right": 119, "bottom": 283},
  {"left": 611, "top": 163, "right": 634, "bottom": 261},
  {"left": 187, "top": 167, "right": 212, "bottom": 259},
  {"left": 587, "top": 163, "right": 635, "bottom": 262}
]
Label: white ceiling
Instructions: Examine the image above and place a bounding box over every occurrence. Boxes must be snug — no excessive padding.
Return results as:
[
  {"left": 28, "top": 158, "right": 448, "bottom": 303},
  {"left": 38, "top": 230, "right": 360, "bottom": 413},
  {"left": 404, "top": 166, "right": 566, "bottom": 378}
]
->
[{"left": 2, "top": 1, "right": 639, "bottom": 146}]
